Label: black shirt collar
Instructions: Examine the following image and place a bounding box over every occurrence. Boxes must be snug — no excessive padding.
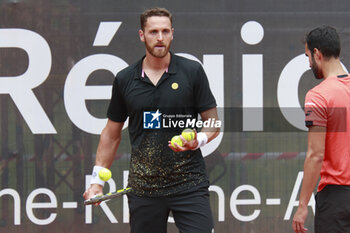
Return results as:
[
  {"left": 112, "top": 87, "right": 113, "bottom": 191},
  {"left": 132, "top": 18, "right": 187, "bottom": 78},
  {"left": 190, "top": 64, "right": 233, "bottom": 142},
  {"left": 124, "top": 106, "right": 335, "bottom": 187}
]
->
[
  {"left": 134, "top": 52, "right": 177, "bottom": 79},
  {"left": 337, "top": 74, "right": 349, "bottom": 78}
]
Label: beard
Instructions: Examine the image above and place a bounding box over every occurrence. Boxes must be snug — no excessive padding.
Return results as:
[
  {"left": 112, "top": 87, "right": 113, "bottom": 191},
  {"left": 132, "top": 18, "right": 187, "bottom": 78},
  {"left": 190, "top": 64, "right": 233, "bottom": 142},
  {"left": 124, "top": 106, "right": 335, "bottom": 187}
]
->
[
  {"left": 311, "top": 55, "right": 323, "bottom": 79},
  {"left": 144, "top": 38, "right": 171, "bottom": 58}
]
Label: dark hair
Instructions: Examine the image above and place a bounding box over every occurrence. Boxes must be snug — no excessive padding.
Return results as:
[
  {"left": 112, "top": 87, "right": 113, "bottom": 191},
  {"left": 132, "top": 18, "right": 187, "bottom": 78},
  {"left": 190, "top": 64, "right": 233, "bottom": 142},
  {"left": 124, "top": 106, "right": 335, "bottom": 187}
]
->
[
  {"left": 305, "top": 25, "right": 340, "bottom": 59},
  {"left": 140, "top": 7, "right": 172, "bottom": 30}
]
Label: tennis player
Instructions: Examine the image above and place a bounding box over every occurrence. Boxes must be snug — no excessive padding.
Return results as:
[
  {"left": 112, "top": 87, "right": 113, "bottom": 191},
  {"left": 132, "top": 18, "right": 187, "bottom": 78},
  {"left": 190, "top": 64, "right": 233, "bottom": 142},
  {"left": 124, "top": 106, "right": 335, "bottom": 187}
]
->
[
  {"left": 292, "top": 26, "right": 350, "bottom": 233},
  {"left": 83, "top": 7, "right": 220, "bottom": 233}
]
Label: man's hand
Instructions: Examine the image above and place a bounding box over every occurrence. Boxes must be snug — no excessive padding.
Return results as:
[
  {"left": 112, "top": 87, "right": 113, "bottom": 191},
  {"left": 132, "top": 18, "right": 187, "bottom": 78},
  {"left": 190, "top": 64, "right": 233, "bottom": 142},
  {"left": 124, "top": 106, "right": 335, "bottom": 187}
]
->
[
  {"left": 292, "top": 205, "right": 308, "bottom": 233},
  {"left": 168, "top": 130, "right": 199, "bottom": 152},
  {"left": 83, "top": 184, "right": 104, "bottom": 206}
]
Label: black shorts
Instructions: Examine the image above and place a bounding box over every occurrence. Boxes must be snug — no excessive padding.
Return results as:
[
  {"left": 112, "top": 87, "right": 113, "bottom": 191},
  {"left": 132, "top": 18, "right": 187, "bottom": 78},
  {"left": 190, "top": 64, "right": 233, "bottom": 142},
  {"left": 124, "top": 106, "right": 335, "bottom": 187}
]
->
[
  {"left": 315, "top": 185, "right": 350, "bottom": 233},
  {"left": 127, "top": 187, "right": 213, "bottom": 233}
]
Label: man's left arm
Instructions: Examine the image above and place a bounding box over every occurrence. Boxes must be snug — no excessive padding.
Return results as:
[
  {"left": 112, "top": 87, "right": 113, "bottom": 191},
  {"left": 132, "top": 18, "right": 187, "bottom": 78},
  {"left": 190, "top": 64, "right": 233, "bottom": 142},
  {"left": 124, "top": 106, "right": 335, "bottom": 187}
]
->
[
  {"left": 168, "top": 107, "right": 220, "bottom": 151},
  {"left": 197, "top": 107, "right": 220, "bottom": 143}
]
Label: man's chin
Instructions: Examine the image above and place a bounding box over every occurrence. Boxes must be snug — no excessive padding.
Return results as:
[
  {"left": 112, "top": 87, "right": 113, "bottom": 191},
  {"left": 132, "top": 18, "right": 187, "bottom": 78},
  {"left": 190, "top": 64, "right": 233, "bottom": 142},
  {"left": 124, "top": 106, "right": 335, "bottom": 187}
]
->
[
  {"left": 151, "top": 50, "right": 169, "bottom": 58},
  {"left": 312, "top": 69, "right": 323, "bottom": 80},
  {"left": 313, "top": 73, "right": 324, "bottom": 80}
]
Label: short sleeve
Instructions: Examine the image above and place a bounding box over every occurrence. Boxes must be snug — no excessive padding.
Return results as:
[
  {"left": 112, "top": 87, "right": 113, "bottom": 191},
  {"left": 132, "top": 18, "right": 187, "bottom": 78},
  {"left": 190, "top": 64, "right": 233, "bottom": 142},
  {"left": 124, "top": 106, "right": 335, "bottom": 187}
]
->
[
  {"left": 304, "top": 90, "right": 327, "bottom": 127},
  {"left": 193, "top": 64, "right": 217, "bottom": 113},
  {"left": 107, "top": 76, "right": 128, "bottom": 122}
]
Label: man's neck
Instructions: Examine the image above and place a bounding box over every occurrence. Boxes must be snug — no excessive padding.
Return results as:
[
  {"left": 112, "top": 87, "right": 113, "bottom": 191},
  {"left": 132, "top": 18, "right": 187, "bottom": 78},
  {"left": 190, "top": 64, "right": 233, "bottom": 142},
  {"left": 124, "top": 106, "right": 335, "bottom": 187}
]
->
[
  {"left": 322, "top": 58, "right": 347, "bottom": 78},
  {"left": 143, "top": 52, "right": 171, "bottom": 71}
]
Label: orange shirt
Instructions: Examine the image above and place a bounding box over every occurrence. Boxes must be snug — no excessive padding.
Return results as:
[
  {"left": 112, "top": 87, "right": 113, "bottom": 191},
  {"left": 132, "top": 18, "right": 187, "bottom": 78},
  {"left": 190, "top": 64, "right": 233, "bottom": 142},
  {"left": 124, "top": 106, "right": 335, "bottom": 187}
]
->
[{"left": 305, "top": 74, "right": 350, "bottom": 192}]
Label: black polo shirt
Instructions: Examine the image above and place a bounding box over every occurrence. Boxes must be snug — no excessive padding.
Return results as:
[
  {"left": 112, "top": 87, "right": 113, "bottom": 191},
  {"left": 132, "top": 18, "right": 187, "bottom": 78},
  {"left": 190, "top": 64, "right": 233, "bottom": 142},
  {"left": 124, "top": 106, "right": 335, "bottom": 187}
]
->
[{"left": 107, "top": 52, "right": 216, "bottom": 197}]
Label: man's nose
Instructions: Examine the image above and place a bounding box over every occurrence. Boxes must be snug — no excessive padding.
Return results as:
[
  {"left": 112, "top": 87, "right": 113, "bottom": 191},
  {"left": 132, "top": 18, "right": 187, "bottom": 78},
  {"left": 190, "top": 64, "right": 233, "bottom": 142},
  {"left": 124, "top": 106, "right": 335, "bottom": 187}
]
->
[{"left": 157, "top": 32, "right": 163, "bottom": 40}]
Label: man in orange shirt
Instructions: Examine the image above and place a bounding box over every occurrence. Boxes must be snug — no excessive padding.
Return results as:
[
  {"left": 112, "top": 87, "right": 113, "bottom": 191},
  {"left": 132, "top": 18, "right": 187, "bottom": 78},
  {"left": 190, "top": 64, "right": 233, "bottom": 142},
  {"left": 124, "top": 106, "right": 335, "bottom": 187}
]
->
[{"left": 292, "top": 26, "right": 350, "bottom": 233}]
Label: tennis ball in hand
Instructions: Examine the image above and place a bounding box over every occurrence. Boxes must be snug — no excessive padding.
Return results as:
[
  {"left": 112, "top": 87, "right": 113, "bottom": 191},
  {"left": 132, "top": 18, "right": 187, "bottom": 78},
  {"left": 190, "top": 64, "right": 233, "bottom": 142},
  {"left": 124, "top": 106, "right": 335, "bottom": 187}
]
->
[
  {"left": 99, "top": 168, "right": 112, "bottom": 181},
  {"left": 171, "top": 135, "right": 183, "bottom": 148},
  {"left": 181, "top": 128, "right": 195, "bottom": 141}
]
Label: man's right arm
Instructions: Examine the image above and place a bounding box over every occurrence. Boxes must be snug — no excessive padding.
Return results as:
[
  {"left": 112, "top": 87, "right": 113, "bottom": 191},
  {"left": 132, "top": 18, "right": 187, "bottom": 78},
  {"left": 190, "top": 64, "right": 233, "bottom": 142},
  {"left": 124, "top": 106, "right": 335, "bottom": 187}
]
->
[
  {"left": 95, "top": 119, "right": 124, "bottom": 168},
  {"left": 83, "top": 119, "right": 124, "bottom": 203}
]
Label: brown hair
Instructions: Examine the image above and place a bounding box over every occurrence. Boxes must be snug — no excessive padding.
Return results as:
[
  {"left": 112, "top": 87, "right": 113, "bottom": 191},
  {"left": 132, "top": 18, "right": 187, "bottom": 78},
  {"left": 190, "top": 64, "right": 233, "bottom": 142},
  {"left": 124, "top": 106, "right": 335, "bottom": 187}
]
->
[{"left": 140, "top": 7, "right": 172, "bottom": 30}]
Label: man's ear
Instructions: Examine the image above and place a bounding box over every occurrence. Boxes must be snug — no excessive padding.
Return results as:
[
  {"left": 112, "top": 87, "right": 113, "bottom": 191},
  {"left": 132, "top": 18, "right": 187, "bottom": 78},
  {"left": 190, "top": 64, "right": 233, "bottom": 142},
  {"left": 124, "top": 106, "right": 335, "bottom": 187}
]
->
[
  {"left": 313, "top": 48, "right": 323, "bottom": 61},
  {"left": 139, "top": 29, "right": 145, "bottom": 42}
]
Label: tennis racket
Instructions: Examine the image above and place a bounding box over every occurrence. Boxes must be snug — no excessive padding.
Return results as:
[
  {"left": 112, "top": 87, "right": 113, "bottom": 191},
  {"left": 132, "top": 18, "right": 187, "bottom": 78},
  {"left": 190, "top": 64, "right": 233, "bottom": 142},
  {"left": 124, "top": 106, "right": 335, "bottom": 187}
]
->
[{"left": 84, "top": 187, "right": 132, "bottom": 205}]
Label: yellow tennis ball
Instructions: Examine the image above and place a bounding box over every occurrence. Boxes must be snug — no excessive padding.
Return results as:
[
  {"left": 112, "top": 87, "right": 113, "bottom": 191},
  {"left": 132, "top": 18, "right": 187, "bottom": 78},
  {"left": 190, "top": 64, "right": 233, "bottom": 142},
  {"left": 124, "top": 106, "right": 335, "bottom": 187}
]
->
[
  {"left": 181, "top": 128, "right": 195, "bottom": 141},
  {"left": 171, "top": 135, "right": 183, "bottom": 148},
  {"left": 99, "top": 168, "right": 112, "bottom": 181}
]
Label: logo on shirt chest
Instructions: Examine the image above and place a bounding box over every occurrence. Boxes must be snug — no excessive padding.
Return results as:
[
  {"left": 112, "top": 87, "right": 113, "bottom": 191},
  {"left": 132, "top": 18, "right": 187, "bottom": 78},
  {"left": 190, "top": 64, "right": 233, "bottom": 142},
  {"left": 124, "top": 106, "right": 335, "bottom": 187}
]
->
[{"left": 171, "top": 82, "right": 179, "bottom": 90}]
